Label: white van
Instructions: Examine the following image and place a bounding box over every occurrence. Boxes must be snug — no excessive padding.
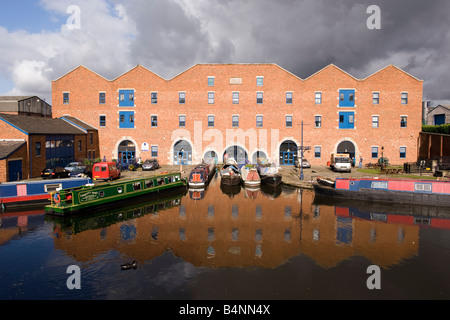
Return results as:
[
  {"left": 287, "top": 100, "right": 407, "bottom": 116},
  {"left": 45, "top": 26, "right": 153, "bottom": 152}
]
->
[{"left": 330, "top": 153, "right": 352, "bottom": 172}]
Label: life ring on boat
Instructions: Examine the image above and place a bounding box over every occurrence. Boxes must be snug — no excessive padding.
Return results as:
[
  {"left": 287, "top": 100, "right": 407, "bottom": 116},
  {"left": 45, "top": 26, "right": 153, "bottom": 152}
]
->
[{"left": 54, "top": 193, "right": 61, "bottom": 204}]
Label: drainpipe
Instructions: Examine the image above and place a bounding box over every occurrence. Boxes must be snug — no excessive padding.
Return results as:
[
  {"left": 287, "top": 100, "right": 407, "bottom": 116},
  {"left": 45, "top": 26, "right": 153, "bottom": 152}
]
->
[{"left": 29, "top": 135, "right": 32, "bottom": 180}]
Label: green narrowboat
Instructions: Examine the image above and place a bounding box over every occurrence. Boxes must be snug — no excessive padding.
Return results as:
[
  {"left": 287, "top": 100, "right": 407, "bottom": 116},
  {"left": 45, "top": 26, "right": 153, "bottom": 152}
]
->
[{"left": 44, "top": 172, "right": 186, "bottom": 215}]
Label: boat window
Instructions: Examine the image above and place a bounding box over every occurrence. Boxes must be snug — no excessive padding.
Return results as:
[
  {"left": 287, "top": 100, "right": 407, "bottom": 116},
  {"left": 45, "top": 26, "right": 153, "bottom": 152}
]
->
[
  {"left": 415, "top": 183, "right": 432, "bottom": 192},
  {"left": 167, "top": 176, "right": 173, "bottom": 183},
  {"left": 371, "top": 181, "right": 388, "bottom": 189},
  {"left": 117, "top": 187, "right": 123, "bottom": 193},
  {"left": 45, "top": 183, "right": 62, "bottom": 193},
  {"left": 99, "top": 191, "right": 104, "bottom": 197},
  {"left": 145, "top": 180, "right": 154, "bottom": 188},
  {"left": 133, "top": 182, "right": 141, "bottom": 191},
  {"left": 158, "top": 178, "right": 165, "bottom": 185}
]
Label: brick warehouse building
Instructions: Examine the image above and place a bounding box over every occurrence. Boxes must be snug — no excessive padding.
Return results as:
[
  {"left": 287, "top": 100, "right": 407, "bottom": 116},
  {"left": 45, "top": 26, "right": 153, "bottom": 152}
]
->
[{"left": 51, "top": 63, "right": 423, "bottom": 167}]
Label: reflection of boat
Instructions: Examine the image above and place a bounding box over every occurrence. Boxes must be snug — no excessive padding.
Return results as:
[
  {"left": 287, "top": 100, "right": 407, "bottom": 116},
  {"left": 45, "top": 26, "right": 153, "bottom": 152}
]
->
[
  {"left": 260, "top": 183, "right": 282, "bottom": 199},
  {"left": 313, "top": 177, "right": 450, "bottom": 207},
  {"left": 244, "top": 186, "right": 260, "bottom": 199},
  {"left": 189, "top": 188, "right": 205, "bottom": 200},
  {"left": 45, "top": 172, "right": 186, "bottom": 215},
  {"left": 46, "top": 187, "right": 187, "bottom": 234},
  {"left": 220, "top": 159, "right": 241, "bottom": 186},
  {"left": 220, "top": 183, "right": 241, "bottom": 198},
  {"left": 241, "top": 164, "right": 261, "bottom": 187},
  {"left": 313, "top": 194, "right": 450, "bottom": 229},
  {"left": 256, "top": 163, "right": 281, "bottom": 186},
  {"left": 188, "top": 160, "right": 216, "bottom": 188},
  {"left": 0, "top": 178, "right": 92, "bottom": 209}
]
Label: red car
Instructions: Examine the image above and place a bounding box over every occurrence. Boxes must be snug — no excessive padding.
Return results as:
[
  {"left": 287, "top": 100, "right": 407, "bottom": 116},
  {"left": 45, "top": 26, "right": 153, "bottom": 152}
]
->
[{"left": 92, "top": 162, "right": 121, "bottom": 181}]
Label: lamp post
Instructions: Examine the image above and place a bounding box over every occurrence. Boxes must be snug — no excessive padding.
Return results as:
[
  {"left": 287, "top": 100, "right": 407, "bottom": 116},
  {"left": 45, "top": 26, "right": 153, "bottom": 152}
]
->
[
  {"left": 381, "top": 146, "right": 384, "bottom": 171},
  {"left": 300, "top": 120, "right": 304, "bottom": 180}
]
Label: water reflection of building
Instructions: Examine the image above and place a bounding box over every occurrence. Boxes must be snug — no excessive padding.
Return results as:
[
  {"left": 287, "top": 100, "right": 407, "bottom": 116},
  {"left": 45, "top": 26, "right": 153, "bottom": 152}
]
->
[{"left": 46, "top": 180, "right": 450, "bottom": 270}]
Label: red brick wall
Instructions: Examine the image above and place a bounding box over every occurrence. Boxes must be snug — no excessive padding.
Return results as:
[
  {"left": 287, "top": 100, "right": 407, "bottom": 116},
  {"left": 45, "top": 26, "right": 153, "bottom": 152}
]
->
[
  {"left": 0, "top": 143, "right": 28, "bottom": 182},
  {"left": 52, "top": 64, "right": 423, "bottom": 166}
]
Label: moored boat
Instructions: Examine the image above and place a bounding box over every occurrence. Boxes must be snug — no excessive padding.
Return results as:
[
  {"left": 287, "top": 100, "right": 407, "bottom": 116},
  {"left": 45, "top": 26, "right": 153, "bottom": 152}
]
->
[
  {"left": 188, "top": 160, "right": 216, "bottom": 188},
  {"left": 44, "top": 172, "right": 186, "bottom": 215},
  {"left": 256, "top": 164, "right": 282, "bottom": 186},
  {"left": 220, "top": 159, "right": 241, "bottom": 186},
  {"left": 0, "top": 177, "right": 92, "bottom": 209},
  {"left": 313, "top": 177, "right": 450, "bottom": 207},
  {"left": 241, "top": 164, "right": 261, "bottom": 187}
]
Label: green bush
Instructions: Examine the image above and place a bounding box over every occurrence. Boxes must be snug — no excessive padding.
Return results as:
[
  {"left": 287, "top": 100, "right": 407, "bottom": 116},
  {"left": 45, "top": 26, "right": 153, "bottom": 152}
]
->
[{"left": 422, "top": 124, "right": 450, "bottom": 134}]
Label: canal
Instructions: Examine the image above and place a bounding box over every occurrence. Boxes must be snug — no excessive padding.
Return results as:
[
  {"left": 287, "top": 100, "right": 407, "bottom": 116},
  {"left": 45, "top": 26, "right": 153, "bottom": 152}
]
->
[{"left": 1, "top": 173, "right": 450, "bottom": 300}]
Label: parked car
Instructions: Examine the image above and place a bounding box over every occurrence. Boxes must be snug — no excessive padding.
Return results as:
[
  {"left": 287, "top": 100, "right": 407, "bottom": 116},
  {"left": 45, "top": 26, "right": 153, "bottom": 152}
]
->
[
  {"left": 294, "top": 158, "right": 311, "bottom": 168},
  {"left": 41, "top": 167, "right": 70, "bottom": 179},
  {"left": 69, "top": 165, "right": 92, "bottom": 178},
  {"left": 64, "top": 162, "right": 84, "bottom": 172},
  {"left": 92, "top": 162, "right": 121, "bottom": 181},
  {"left": 142, "top": 159, "right": 160, "bottom": 171}
]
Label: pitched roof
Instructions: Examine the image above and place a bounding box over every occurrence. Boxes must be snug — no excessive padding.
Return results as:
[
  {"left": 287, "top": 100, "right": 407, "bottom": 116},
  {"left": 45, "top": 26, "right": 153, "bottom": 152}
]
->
[
  {"left": 0, "top": 140, "right": 26, "bottom": 160},
  {"left": 61, "top": 116, "right": 98, "bottom": 131},
  {"left": 0, "top": 113, "right": 86, "bottom": 135}
]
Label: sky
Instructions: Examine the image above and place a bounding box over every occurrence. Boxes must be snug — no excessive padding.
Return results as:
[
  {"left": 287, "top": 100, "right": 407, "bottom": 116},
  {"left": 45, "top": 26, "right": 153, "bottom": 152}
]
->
[{"left": 0, "top": 0, "right": 449, "bottom": 105}]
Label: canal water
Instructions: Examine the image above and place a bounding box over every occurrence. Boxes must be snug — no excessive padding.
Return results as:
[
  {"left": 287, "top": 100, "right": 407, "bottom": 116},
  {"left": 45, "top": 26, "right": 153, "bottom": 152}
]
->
[{"left": 1, "top": 173, "right": 450, "bottom": 300}]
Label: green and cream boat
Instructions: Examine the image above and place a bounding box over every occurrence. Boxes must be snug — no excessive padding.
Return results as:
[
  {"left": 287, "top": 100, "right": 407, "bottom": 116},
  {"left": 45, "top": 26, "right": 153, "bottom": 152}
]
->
[{"left": 44, "top": 172, "right": 186, "bottom": 215}]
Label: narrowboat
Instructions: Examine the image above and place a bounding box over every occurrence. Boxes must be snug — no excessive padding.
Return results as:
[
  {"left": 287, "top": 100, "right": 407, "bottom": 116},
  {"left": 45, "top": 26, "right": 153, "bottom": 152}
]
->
[
  {"left": 256, "top": 164, "right": 282, "bottom": 186},
  {"left": 313, "top": 177, "right": 450, "bottom": 206},
  {"left": 241, "top": 164, "right": 261, "bottom": 187},
  {"left": 0, "top": 177, "right": 92, "bottom": 209},
  {"left": 188, "top": 160, "right": 216, "bottom": 188},
  {"left": 220, "top": 159, "right": 241, "bottom": 186},
  {"left": 44, "top": 172, "right": 186, "bottom": 215}
]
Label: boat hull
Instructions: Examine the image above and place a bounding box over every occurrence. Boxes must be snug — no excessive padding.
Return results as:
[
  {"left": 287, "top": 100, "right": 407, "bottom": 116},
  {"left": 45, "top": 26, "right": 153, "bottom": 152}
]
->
[
  {"left": 260, "top": 174, "right": 282, "bottom": 186},
  {"left": 221, "top": 175, "right": 241, "bottom": 186},
  {"left": 313, "top": 182, "right": 450, "bottom": 207}
]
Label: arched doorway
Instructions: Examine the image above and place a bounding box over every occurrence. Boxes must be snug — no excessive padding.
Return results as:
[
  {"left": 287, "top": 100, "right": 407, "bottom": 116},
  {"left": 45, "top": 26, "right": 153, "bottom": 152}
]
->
[
  {"left": 173, "top": 140, "right": 192, "bottom": 165},
  {"left": 204, "top": 150, "right": 218, "bottom": 164},
  {"left": 337, "top": 140, "right": 356, "bottom": 159},
  {"left": 223, "top": 145, "right": 248, "bottom": 165},
  {"left": 252, "top": 151, "right": 267, "bottom": 164},
  {"left": 279, "top": 140, "right": 298, "bottom": 165},
  {"left": 118, "top": 140, "right": 136, "bottom": 165}
]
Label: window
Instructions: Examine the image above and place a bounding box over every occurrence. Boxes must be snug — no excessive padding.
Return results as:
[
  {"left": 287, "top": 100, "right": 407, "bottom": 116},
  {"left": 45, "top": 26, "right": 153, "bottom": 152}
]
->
[
  {"left": 401, "top": 92, "right": 408, "bottom": 104},
  {"left": 373, "top": 92, "right": 379, "bottom": 105},
  {"left": 372, "top": 116, "right": 379, "bottom": 128},
  {"left": 400, "top": 147, "right": 406, "bottom": 158},
  {"left": 315, "top": 92, "right": 322, "bottom": 104},
  {"left": 339, "top": 89, "right": 355, "bottom": 107},
  {"left": 151, "top": 115, "right": 157, "bottom": 127},
  {"left": 256, "top": 115, "right": 263, "bottom": 128},
  {"left": 256, "top": 76, "right": 263, "bottom": 86},
  {"left": 78, "top": 140, "right": 82, "bottom": 152},
  {"left": 63, "top": 92, "right": 69, "bottom": 104},
  {"left": 232, "top": 115, "right": 239, "bottom": 127},
  {"left": 35, "top": 142, "right": 41, "bottom": 156},
  {"left": 179, "top": 92, "right": 185, "bottom": 104},
  {"left": 208, "top": 115, "right": 214, "bottom": 127},
  {"left": 315, "top": 115, "right": 322, "bottom": 128},
  {"left": 179, "top": 115, "right": 186, "bottom": 127},
  {"left": 208, "top": 92, "right": 214, "bottom": 104},
  {"left": 232, "top": 92, "right": 239, "bottom": 104},
  {"left": 151, "top": 92, "right": 157, "bottom": 104},
  {"left": 371, "top": 146, "right": 378, "bottom": 158},
  {"left": 118, "top": 90, "right": 134, "bottom": 107},
  {"left": 208, "top": 77, "right": 214, "bottom": 86},
  {"left": 371, "top": 181, "right": 388, "bottom": 189},
  {"left": 151, "top": 146, "right": 158, "bottom": 158},
  {"left": 401, "top": 116, "right": 407, "bottom": 128},
  {"left": 314, "top": 146, "right": 321, "bottom": 158},
  {"left": 256, "top": 92, "right": 263, "bottom": 104},
  {"left": 99, "top": 92, "right": 106, "bottom": 104},
  {"left": 415, "top": 183, "right": 432, "bottom": 192},
  {"left": 286, "top": 92, "right": 293, "bottom": 104},
  {"left": 99, "top": 115, "right": 106, "bottom": 127},
  {"left": 286, "top": 115, "right": 292, "bottom": 128},
  {"left": 119, "top": 111, "right": 135, "bottom": 128},
  {"left": 339, "top": 112, "right": 355, "bottom": 129}
]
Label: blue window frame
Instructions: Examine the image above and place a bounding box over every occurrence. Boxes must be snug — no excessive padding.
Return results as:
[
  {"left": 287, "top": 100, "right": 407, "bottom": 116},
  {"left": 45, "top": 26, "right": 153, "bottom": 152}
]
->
[
  {"left": 63, "top": 92, "right": 69, "bottom": 104},
  {"left": 179, "top": 92, "right": 186, "bottom": 104},
  {"left": 286, "top": 92, "right": 293, "bottom": 104},
  {"left": 119, "top": 90, "right": 134, "bottom": 107},
  {"left": 208, "top": 115, "right": 214, "bottom": 127},
  {"left": 151, "top": 146, "right": 158, "bottom": 158},
  {"left": 208, "top": 77, "right": 214, "bottom": 86},
  {"left": 232, "top": 115, "right": 239, "bottom": 127},
  {"left": 208, "top": 92, "right": 214, "bottom": 104},
  {"left": 314, "top": 146, "right": 321, "bottom": 158},
  {"left": 151, "top": 92, "right": 157, "bottom": 104},
  {"left": 401, "top": 116, "right": 407, "bottom": 128},
  {"left": 256, "top": 115, "right": 263, "bottom": 128},
  {"left": 99, "top": 92, "right": 105, "bottom": 104},
  {"left": 256, "top": 77, "right": 263, "bottom": 86},
  {"left": 339, "top": 111, "right": 355, "bottom": 129},
  {"left": 315, "top": 92, "right": 322, "bottom": 104},
  {"left": 339, "top": 89, "right": 355, "bottom": 107},
  {"left": 401, "top": 92, "right": 408, "bottom": 105},
  {"left": 179, "top": 115, "right": 186, "bottom": 127},
  {"left": 99, "top": 115, "right": 106, "bottom": 127},
  {"left": 119, "top": 111, "right": 134, "bottom": 128},
  {"left": 286, "top": 115, "right": 292, "bottom": 128},
  {"left": 256, "top": 92, "right": 263, "bottom": 104},
  {"left": 372, "top": 116, "right": 379, "bottom": 128},
  {"left": 400, "top": 147, "right": 406, "bottom": 158},
  {"left": 372, "top": 146, "right": 378, "bottom": 158},
  {"left": 232, "top": 92, "right": 239, "bottom": 104},
  {"left": 151, "top": 115, "right": 157, "bottom": 127}
]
